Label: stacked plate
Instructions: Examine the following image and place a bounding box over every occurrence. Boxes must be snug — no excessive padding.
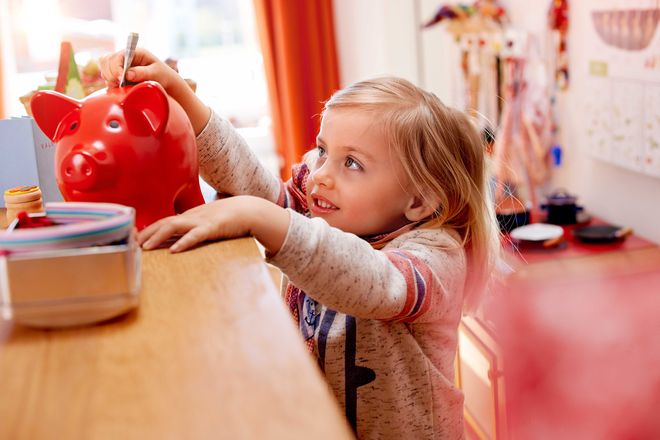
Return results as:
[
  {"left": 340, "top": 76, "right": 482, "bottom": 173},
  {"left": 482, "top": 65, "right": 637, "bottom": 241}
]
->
[{"left": 0, "top": 202, "right": 134, "bottom": 254}]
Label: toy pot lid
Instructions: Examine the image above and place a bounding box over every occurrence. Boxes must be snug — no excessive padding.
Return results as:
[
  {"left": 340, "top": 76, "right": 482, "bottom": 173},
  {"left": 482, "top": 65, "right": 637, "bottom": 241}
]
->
[{"left": 545, "top": 190, "right": 578, "bottom": 206}]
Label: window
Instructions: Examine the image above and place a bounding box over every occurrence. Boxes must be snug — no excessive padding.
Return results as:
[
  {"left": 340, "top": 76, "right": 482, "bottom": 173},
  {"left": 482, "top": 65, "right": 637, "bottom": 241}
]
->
[{"left": 2, "top": 0, "right": 271, "bottom": 129}]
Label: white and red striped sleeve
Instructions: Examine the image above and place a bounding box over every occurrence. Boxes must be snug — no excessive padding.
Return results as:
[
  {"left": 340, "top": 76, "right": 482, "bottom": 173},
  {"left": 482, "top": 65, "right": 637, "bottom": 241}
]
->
[
  {"left": 267, "top": 211, "right": 466, "bottom": 323},
  {"left": 383, "top": 250, "right": 436, "bottom": 323}
]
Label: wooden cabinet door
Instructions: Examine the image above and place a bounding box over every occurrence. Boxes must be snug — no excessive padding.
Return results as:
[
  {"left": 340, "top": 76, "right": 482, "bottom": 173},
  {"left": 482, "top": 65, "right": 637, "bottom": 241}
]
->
[{"left": 457, "top": 316, "right": 507, "bottom": 440}]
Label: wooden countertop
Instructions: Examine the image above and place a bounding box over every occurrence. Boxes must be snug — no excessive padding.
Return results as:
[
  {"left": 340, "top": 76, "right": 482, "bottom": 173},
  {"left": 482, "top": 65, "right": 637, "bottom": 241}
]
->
[{"left": 0, "top": 229, "right": 353, "bottom": 439}]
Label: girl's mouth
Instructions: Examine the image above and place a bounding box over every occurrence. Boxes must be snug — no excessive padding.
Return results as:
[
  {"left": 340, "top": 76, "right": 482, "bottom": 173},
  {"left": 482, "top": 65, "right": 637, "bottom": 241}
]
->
[{"left": 310, "top": 195, "right": 338, "bottom": 214}]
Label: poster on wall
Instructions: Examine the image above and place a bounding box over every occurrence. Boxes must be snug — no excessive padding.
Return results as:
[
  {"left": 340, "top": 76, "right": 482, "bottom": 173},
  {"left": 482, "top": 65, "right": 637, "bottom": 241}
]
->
[{"left": 581, "top": 0, "right": 660, "bottom": 178}]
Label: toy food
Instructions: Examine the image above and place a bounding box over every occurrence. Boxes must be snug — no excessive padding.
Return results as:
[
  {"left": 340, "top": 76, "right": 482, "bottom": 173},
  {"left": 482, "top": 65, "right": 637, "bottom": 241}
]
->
[{"left": 3, "top": 185, "right": 45, "bottom": 225}]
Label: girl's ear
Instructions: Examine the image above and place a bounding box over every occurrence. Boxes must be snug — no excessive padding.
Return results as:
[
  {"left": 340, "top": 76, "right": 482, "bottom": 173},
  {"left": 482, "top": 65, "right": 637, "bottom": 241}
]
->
[{"left": 404, "top": 195, "right": 438, "bottom": 222}]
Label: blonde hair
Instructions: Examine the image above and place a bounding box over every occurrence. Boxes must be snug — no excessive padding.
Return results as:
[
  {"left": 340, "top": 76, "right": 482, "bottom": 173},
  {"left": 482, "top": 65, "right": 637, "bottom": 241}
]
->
[{"left": 324, "top": 77, "right": 501, "bottom": 314}]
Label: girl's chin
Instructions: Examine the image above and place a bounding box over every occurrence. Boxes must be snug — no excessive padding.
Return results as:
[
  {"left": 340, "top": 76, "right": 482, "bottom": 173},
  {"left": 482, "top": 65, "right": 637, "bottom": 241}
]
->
[{"left": 310, "top": 211, "right": 340, "bottom": 226}]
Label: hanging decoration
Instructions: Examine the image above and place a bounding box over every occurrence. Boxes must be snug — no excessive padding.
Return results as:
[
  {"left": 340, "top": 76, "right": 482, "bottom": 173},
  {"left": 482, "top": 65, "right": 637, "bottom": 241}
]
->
[
  {"left": 491, "top": 51, "right": 552, "bottom": 222},
  {"left": 422, "top": 1, "right": 508, "bottom": 34},
  {"left": 422, "top": 1, "right": 508, "bottom": 124},
  {"left": 548, "top": 0, "right": 569, "bottom": 90},
  {"left": 547, "top": 0, "right": 570, "bottom": 185}
]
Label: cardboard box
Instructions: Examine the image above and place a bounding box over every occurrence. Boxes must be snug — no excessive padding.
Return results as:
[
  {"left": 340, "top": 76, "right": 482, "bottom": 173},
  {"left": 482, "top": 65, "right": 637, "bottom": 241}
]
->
[
  {"left": 0, "top": 117, "right": 63, "bottom": 207},
  {"left": 0, "top": 235, "right": 141, "bottom": 327}
]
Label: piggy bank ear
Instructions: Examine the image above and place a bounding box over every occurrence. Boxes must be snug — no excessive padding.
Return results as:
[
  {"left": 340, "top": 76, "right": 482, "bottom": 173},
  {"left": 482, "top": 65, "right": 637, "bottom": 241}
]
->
[
  {"left": 30, "top": 91, "right": 82, "bottom": 142},
  {"left": 122, "top": 81, "right": 169, "bottom": 137}
]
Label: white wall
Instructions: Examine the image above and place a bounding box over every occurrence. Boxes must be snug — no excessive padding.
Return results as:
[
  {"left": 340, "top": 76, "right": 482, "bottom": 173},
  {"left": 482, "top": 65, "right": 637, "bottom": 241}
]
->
[
  {"left": 333, "top": 0, "right": 419, "bottom": 85},
  {"left": 333, "top": 0, "right": 660, "bottom": 243},
  {"left": 333, "top": 0, "right": 456, "bottom": 101}
]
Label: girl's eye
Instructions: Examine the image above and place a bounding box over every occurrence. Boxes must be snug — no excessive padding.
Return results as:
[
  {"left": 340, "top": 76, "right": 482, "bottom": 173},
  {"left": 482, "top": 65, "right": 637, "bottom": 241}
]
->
[
  {"left": 345, "top": 157, "right": 362, "bottom": 170},
  {"left": 317, "top": 146, "right": 326, "bottom": 157}
]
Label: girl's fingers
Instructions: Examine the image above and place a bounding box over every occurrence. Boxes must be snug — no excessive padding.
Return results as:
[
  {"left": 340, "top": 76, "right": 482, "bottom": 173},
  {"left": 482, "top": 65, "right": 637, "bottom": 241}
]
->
[
  {"left": 100, "top": 54, "right": 129, "bottom": 87},
  {"left": 141, "top": 225, "right": 179, "bottom": 250},
  {"left": 130, "top": 48, "right": 158, "bottom": 67},
  {"left": 126, "top": 64, "right": 164, "bottom": 85},
  {"left": 141, "top": 218, "right": 192, "bottom": 250},
  {"left": 99, "top": 48, "right": 158, "bottom": 87},
  {"left": 182, "top": 203, "right": 210, "bottom": 215},
  {"left": 137, "top": 216, "right": 171, "bottom": 245},
  {"left": 99, "top": 54, "right": 119, "bottom": 86},
  {"left": 170, "top": 227, "right": 212, "bottom": 253}
]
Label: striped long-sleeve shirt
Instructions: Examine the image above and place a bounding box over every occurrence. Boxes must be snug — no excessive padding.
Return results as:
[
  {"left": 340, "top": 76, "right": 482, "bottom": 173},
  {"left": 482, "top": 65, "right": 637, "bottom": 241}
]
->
[{"left": 197, "top": 111, "right": 467, "bottom": 439}]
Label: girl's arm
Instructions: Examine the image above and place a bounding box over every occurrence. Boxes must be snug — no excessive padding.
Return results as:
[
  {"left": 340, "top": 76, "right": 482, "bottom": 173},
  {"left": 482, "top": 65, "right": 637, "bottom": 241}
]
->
[
  {"left": 195, "top": 112, "right": 282, "bottom": 203},
  {"left": 267, "top": 211, "right": 467, "bottom": 323}
]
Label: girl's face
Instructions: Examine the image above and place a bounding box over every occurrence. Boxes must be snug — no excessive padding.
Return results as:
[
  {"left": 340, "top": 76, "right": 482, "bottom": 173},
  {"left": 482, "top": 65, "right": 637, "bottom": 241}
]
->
[{"left": 307, "top": 108, "right": 415, "bottom": 236}]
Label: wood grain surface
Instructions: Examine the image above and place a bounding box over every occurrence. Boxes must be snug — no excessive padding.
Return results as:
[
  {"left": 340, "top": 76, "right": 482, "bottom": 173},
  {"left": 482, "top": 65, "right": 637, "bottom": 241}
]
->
[{"left": 0, "top": 236, "right": 353, "bottom": 439}]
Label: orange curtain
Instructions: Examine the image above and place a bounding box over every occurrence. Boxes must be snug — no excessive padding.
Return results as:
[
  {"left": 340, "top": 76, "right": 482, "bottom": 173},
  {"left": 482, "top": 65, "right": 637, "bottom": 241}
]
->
[{"left": 253, "top": 0, "right": 340, "bottom": 179}]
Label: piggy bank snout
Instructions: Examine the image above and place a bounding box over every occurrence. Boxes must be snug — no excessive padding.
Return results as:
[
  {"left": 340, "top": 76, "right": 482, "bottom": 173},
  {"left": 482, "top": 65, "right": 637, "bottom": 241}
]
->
[{"left": 59, "top": 151, "right": 102, "bottom": 191}]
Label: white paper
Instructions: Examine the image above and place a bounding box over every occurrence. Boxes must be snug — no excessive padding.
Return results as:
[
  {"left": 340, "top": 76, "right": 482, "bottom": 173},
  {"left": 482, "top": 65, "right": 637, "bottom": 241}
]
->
[{"left": 0, "top": 117, "right": 63, "bottom": 207}]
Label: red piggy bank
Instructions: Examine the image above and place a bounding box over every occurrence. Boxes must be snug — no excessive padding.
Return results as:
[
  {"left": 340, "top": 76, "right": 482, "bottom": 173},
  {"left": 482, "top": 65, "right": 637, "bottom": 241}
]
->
[{"left": 30, "top": 81, "right": 205, "bottom": 229}]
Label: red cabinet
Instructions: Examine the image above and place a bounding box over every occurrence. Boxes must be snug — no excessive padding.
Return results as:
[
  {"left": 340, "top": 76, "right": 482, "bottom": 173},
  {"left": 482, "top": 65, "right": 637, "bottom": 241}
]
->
[{"left": 457, "top": 224, "right": 659, "bottom": 439}]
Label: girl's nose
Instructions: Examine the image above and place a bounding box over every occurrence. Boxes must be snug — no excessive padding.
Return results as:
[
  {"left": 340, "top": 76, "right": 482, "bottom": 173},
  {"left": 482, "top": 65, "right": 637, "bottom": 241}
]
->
[{"left": 310, "top": 160, "right": 334, "bottom": 188}]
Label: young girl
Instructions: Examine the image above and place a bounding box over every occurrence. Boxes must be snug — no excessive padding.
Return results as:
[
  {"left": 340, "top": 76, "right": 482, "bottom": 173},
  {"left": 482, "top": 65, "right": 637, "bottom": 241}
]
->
[{"left": 101, "top": 49, "right": 500, "bottom": 439}]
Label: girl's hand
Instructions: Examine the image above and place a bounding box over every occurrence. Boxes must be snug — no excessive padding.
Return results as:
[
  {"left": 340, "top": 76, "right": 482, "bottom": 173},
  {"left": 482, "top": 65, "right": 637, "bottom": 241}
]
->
[
  {"left": 137, "top": 196, "right": 290, "bottom": 254},
  {"left": 99, "top": 47, "right": 210, "bottom": 134},
  {"left": 99, "top": 48, "right": 183, "bottom": 95}
]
